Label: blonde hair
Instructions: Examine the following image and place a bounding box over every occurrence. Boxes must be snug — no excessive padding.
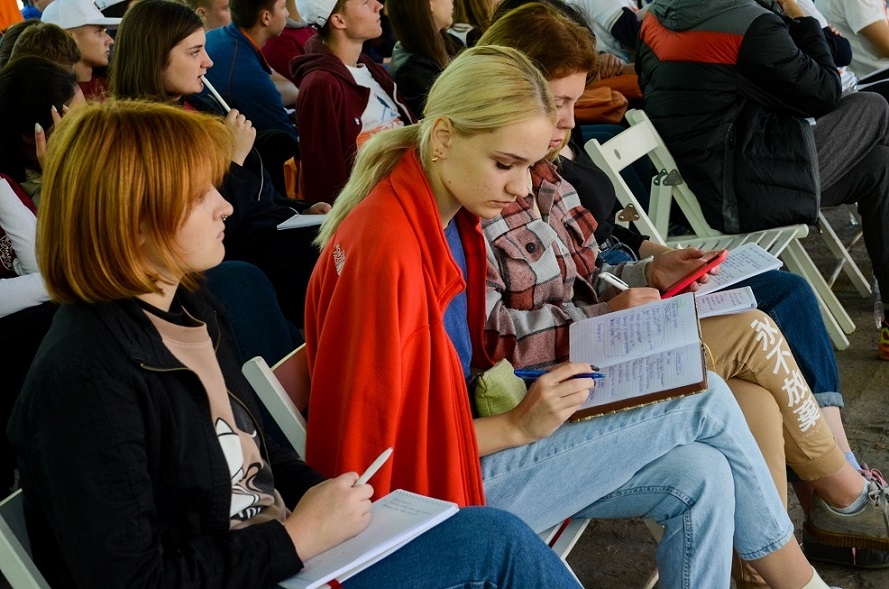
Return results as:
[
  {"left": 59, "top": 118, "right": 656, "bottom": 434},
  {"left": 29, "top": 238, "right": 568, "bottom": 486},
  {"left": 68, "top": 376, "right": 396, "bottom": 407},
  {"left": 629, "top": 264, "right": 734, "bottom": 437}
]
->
[
  {"left": 38, "top": 100, "right": 233, "bottom": 304},
  {"left": 316, "top": 44, "right": 555, "bottom": 247}
]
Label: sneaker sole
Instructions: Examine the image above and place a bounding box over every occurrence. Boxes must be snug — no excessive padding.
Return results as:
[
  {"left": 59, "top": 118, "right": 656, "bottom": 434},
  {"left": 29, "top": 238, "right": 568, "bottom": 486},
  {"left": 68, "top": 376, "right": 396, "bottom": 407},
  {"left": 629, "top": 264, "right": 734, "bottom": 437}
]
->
[
  {"left": 804, "top": 542, "right": 889, "bottom": 569},
  {"left": 804, "top": 522, "right": 889, "bottom": 551}
]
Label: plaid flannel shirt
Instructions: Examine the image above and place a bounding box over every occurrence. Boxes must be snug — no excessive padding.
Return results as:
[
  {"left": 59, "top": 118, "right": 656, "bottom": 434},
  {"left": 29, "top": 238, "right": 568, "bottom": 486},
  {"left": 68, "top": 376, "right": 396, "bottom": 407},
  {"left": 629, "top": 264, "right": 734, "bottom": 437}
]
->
[{"left": 482, "top": 160, "right": 650, "bottom": 369}]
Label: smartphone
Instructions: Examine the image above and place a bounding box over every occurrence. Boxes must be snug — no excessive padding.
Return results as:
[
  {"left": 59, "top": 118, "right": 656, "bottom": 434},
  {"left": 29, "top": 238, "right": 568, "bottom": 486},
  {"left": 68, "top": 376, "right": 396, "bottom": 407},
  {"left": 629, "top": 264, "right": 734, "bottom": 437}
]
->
[{"left": 660, "top": 249, "right": 728, "bottom": 299}]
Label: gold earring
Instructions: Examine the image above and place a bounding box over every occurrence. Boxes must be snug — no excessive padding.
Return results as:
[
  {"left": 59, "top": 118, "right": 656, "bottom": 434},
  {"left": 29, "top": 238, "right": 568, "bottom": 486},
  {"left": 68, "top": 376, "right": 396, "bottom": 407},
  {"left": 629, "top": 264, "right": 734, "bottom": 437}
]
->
[{"left": 431, "top": 150, "right": 442, "bottom": 163}]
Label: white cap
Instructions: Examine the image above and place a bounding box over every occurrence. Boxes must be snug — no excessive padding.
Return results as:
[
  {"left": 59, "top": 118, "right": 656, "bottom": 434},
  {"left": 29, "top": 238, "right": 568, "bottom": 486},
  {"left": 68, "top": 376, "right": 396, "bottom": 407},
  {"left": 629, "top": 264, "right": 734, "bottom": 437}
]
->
[
  {"left": 296, "top": 0, "right": 338, "bottom": 28},
  {"left": 41, "top": 0, "right": 121, "bottom": 29}
]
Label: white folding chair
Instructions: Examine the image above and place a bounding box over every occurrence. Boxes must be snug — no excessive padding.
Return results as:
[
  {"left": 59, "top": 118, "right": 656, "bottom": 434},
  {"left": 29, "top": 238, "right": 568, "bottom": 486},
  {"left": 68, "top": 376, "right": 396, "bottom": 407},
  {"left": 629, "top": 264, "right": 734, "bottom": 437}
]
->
[
  {"left": 242, "top": 345, "right": 309, "bottom": 457},
  {"left": 0, "top": 490, "right": 51, "bottom": 589},
  {"left": 818, "top": 206, "right": 870, "bottom": 296},
  {"left": 585, "top": 108, "right": 856, "bottom": 350}
]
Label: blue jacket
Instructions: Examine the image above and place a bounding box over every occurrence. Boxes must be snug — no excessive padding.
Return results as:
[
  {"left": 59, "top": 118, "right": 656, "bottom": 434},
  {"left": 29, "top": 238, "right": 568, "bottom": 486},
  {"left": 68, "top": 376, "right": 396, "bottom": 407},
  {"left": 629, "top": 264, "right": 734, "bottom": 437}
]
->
[{"left": 204, "top": 24, "right": 299, "bottom": 144}]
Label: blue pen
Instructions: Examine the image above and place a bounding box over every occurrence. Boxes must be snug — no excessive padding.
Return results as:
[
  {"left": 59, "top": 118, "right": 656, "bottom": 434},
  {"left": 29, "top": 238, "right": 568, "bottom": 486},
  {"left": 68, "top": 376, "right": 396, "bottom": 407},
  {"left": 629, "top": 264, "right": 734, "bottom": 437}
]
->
[{"left": 514, "top": 369, "right": 605, "bottom": 381}]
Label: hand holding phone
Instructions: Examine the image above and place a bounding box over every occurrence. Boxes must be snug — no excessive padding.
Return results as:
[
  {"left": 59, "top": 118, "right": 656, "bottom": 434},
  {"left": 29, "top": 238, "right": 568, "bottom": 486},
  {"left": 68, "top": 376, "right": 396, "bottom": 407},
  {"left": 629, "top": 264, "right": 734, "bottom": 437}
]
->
[{"left": 660, "top": 249, "right": 728, "bottom": 298}]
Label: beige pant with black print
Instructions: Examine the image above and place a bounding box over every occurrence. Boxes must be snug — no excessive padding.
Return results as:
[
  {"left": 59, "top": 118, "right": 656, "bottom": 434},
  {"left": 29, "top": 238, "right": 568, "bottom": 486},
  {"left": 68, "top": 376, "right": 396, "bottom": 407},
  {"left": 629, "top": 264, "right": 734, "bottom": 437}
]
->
[{"left": 701, "top": 310, "right": 847, "bottom": 588}]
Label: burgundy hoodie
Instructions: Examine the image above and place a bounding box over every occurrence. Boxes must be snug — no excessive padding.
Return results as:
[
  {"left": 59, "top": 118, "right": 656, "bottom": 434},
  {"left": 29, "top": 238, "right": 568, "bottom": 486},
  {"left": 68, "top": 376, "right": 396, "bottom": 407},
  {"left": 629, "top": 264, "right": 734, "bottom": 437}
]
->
[{"left": 291, "top": 36, "right": 416, "bottom": 204}]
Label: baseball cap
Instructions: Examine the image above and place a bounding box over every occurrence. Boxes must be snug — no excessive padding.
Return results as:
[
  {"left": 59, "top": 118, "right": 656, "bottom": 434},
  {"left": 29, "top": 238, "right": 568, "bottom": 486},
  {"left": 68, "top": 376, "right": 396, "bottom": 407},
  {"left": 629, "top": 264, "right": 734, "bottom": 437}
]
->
[
  {"left": 296, "top": 0, "right": 338, "bottom": 28},
  {"left": 41, "top": 0, "right": 122, "bottom": 29}
]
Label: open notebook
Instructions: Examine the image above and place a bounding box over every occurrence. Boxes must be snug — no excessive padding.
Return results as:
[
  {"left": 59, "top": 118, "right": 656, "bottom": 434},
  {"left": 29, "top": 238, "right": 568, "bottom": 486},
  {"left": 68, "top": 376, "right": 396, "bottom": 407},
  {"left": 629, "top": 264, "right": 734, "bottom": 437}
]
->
[
  {"left": 692, "top": 242, "right": 782, "bottom": 296},
  {"left": 279, "top": 490, "right": 458, "bottom": 589},
  {"left": 568, "top": 293, "right": 707, "bottom": 421}
]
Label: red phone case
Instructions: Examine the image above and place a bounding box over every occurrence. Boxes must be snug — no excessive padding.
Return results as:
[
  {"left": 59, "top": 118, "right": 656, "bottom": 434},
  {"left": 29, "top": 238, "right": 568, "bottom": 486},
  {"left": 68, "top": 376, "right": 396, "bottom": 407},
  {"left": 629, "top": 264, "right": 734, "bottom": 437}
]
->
[{"left": 661, "top": 250, "right": 728, "bottom": 299}]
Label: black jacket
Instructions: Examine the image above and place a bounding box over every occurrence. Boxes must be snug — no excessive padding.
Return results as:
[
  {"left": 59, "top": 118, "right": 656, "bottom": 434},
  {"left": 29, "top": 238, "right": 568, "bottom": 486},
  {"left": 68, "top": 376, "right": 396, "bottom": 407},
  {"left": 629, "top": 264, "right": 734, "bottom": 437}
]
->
[
  {"left": 637, "top": 0, "right": 841, "bottom": 232},
  {"left": 8, "top": 287, "right": 325, "bottom": 588},
  {"left": 389, "top": 42, "right": 443, "bottom": 117},
  {"left": 185, "top": 94, "right": 311, "bottom": 257}
]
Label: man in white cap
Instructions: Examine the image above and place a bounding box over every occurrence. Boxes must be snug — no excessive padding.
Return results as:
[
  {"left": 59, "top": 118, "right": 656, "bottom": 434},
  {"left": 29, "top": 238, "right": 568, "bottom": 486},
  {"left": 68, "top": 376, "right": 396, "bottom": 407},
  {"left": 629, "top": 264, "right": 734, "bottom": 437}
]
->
[
  {"left": 289, "top": 0, "right": 414, "bottom": 204},
  {"left": 41, "top": 0, "right": 119, "bottom": 99}
]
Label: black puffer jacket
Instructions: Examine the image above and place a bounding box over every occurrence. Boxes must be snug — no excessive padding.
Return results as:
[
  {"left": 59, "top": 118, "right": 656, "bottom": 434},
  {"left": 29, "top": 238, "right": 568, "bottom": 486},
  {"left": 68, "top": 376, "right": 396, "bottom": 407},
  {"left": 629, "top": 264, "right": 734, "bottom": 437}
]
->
[{"left": 636, "top": 0, "right": 841, "bottom": 232}]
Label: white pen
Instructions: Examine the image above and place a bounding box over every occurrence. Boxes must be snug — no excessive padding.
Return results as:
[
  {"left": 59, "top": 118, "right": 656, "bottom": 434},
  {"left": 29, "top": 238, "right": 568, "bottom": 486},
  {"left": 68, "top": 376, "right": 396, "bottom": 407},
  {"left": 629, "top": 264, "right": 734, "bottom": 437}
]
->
[
  {"left": 598, "top": 271, "right": 630, "bottom": 291},
  {"left": 201, "top": 75, "right": 231, "bottom": 113},
  {"left": 354, "top": 447, "right": 393, "bottom": 486}
]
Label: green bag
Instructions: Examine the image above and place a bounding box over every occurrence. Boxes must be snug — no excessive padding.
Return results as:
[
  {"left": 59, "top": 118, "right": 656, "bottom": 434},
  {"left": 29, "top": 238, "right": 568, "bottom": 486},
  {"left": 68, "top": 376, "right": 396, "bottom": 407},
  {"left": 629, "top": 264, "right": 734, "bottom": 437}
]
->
[{"left": 473, "top": 359, "right": 528, "bottom": 417}]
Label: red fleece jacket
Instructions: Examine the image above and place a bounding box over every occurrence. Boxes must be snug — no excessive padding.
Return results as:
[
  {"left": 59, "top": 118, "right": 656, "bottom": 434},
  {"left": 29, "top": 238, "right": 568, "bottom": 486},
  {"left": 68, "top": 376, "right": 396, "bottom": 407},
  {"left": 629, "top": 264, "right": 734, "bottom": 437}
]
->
[{"left": 304, "top": 150, "right": 490, "bottom": 506}]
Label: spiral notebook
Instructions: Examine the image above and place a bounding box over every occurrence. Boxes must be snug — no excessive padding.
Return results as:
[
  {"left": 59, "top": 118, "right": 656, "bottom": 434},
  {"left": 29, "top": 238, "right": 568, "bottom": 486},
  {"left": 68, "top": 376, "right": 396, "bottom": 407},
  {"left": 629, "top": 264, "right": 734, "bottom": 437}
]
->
[
  {"left": 278, "top": 490, "right": 458, "bottom": 589},
  {"left": 568, "top": 293, "right": 707, "bottom": 421}
]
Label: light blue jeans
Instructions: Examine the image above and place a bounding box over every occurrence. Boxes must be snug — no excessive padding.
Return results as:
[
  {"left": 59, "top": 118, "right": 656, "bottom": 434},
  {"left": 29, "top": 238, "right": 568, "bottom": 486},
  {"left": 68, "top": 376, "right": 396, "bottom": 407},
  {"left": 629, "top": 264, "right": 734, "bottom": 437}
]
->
[
  {"left": 344, "top": 507, "right": 581, "bottom": 588},
  {"left": 481, "top": 374, "right": 794, "bottom": 589}
]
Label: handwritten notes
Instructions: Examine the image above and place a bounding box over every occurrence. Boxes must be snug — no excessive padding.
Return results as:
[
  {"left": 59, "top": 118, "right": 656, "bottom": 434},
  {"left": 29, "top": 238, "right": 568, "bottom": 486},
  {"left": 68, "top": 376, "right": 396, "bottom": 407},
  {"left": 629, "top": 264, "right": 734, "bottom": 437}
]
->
[
  {"left": 696, "top": 287, "right": 758, "bottom": 319},
  {"left": 279, "top": 490, "right": 458, "bottom": 589},
  {"left": 569, "top": 294, "right": 705, "bottom": 413},
  {"left": 693, "top": 243, "right": 782, "bottom": 296}
]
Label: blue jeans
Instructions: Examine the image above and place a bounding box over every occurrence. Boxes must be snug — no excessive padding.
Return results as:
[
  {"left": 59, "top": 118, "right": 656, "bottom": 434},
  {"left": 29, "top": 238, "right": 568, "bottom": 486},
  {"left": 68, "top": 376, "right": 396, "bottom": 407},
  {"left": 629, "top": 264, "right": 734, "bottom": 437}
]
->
[
  {"left": 480, "top": 374, "right": 793, "bottom": 589},
  {"left": 738, "top": 270, "right": 843, "bottom": 408},
  {"left": 344, "top": 507, "right": 581, "bottom": 588},
  {"left": 599, "top": 240, "right": 638, "bottom": 265}
]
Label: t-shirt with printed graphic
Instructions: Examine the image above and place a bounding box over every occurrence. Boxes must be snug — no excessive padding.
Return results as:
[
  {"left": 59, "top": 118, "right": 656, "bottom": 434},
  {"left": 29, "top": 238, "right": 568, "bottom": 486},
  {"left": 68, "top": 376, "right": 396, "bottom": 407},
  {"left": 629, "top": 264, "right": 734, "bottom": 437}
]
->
[
  {"left": 347, "top": 63, "right": 405, "bottom": 148},
  {"left": 144, "top": 306, "right": 288, "bottom": 529}
]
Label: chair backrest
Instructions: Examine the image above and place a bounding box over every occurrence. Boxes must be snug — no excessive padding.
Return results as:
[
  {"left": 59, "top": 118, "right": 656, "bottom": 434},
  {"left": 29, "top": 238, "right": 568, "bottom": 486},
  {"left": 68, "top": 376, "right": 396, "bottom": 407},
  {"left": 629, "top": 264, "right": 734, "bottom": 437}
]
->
[
  {"left": 584, "top": 121, "right": 668, "bottom": 245},
  {"left": 586, "top": 109, "right": 857, "bottom": 351},
  {"left": 0, "top": 490, "right": 51, "bottom": 589},
  {"left": 587, "top": 108, "right": 728, "bottom": 243},
  {"left": 623, "top": 109, "right": 727, "bottom": 238},
  {"left": 242, "top": 344, "right": 309, "bottom": 457}
]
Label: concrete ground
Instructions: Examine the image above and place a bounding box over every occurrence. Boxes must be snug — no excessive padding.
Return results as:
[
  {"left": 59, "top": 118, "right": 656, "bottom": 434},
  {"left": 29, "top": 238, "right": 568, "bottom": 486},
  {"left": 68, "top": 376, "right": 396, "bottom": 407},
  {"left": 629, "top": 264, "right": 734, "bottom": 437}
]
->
[{"left": 566, "top": 206, "right": 889, "bottom": 588}]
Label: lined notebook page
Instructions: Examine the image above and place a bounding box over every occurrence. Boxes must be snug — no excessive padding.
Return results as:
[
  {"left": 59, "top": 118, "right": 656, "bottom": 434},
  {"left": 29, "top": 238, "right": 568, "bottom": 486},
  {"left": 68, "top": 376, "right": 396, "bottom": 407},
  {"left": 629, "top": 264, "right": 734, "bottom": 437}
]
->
[
  {"left": 277, "top": 214, "right": 326, "bottom": 230},
  {"left": 279, "top": 490, "right": 458, "bottom": 589},
  {"left": 697, "top": 287, "right": 758, "bottom": 319},
  {"left": 693, "top": 243, "right": 782, "bottom": 296},
  {"left": 569, "top": 293, "right": 703, "bottom": 409}
]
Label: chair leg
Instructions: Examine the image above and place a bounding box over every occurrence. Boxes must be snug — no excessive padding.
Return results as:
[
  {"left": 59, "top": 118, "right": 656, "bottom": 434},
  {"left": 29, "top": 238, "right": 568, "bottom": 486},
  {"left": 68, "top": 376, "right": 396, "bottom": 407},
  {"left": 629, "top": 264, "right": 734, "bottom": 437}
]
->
[
  {"left": 640, "top": 519, "right": 663, "bottom": 589},
  {"left": 818, "top": 212, "right": 872, "bottom": 298},
  {"left": 780, "top": 241, "right": 853, "bottom": 349},
  {"left": 640, "top": 570, "right": 659, "bottom": 589},
  {"left": 562, "top": 560, "right": 585, "bottom": 588}
]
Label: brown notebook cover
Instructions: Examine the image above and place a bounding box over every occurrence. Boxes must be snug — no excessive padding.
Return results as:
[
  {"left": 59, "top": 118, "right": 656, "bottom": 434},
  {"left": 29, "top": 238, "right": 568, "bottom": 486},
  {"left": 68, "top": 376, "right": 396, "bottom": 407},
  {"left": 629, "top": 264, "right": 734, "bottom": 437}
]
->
[
  {"left": 568, "top": 345, "right": 708, "bottom": 422},
  {"left": 567, "top": 294, "right": 708, "bottom": 422}
]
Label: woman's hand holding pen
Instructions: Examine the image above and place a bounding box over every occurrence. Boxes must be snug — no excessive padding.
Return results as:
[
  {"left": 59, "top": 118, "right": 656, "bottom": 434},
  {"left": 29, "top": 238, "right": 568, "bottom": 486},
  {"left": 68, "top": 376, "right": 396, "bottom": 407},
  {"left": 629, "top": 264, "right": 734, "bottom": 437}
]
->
[
  {"left": 507, "top": 362, "right": 596, "bottom": 444},
  {"left": 284, "top": 473, "right": 373, "bottom": 562},
  {"left": 224, "top": 108, "right": 256, "bottom": 166}
]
